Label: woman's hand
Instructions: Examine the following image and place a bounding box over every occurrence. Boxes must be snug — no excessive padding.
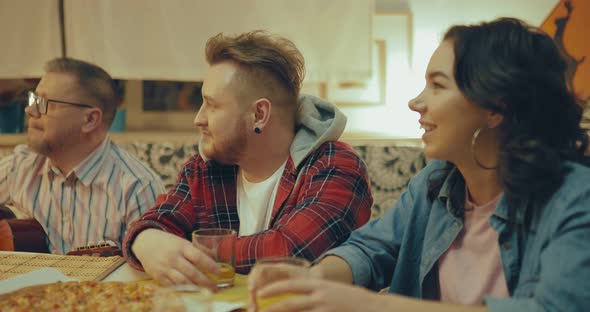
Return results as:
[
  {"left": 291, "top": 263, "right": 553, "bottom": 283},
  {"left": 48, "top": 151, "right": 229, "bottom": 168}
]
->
[
  {"left": 248, "top": 262, "right": 488, "bottom": 312},
  {"left": 248, "top": 263, "right": 311, "bottom": 292},
  {"left": 254, "top": 279, "right": 385, "bottom": 312},
  {"left": 248, "top": 263, "right": 313, "bottom": 311}
]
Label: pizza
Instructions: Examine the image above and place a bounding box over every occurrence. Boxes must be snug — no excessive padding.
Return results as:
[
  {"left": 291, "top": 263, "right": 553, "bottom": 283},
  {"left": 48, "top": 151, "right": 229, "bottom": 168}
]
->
[{"left": 0, "top": 280, "right": 160, "bottom": 312}]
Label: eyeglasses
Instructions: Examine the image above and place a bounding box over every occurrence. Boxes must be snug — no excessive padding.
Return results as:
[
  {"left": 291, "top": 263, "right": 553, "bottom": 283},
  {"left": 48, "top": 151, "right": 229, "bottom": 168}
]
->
[{"left": 27, "top": 91, "right": 94, "bottom": 116}]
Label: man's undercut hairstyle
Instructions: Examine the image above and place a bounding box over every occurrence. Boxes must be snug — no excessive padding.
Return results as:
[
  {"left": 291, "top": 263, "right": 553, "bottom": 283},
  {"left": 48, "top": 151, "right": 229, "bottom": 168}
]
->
[{"left": 205, "top": 30, "right": 305, "bottom": 116}]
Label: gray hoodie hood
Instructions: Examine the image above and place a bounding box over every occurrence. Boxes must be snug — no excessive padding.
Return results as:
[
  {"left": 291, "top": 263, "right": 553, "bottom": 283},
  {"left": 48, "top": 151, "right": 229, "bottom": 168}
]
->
[{"left": 290, "top": 94, "right": 347, "bottom": 167}]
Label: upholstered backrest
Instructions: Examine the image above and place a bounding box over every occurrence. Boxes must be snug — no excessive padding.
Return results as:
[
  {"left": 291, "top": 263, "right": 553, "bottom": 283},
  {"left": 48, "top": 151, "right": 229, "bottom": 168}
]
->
[
  {"left": 352, "top": 145, "right": 426, "bottom": 219},
  {"left": 118, "top": 143, "right": 426, "bottom": 220},
  {"left": 0, "top": 142, "right": 426, "bottom": 219}
]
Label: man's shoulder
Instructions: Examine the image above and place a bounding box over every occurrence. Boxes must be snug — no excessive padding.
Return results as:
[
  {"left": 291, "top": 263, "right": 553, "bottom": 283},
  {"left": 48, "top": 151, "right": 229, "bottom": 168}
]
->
[
  {"left": 9, "top": 144, "right": 46, "bottom": 167},
  {"left": 309, "top": 140, "right": 359, "bottom": 158},
  {"left": 177, "top": 152, "right": 209, "bottom": 172},
  {"left": 162, "top": 151, "right": 212, "bottom": 179},
  {"left": 104, "top": 142, "right": 163, "bottom": 184},
  {"left": 13, "top": 144, "right": 34, "bottom": 157},
  {"left": 298, "top": 141, "right": 367, "bottom": 174}
]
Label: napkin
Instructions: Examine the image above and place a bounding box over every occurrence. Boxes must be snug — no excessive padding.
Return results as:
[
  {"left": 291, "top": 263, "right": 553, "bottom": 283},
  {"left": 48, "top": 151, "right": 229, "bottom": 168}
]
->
[{"left": 0, "top": 268, "right": 77, "bottom": 295}]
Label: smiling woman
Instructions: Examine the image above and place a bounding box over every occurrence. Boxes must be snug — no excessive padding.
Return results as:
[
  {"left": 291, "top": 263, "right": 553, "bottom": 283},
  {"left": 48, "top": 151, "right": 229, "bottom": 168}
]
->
[
  {"left": 408, "top": 40, "right": 499, "bottom": 168},
  {"left": 247, "top": 17, "right": 590, "bottom": 312}
]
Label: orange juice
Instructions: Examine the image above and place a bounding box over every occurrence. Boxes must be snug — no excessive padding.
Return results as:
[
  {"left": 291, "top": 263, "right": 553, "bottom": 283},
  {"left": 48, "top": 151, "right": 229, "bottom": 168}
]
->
[
  {"left": 205, "top": 262, "right": 235, "bottom": 288},
  {"left": 257, "top": 293, "right": 302, "bottom": 310}
]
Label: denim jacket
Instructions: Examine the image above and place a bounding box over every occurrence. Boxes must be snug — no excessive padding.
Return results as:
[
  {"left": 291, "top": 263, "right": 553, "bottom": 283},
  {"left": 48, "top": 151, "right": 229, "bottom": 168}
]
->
[{"left": 325, "top": 160, "right": 590, "bottom": 312}]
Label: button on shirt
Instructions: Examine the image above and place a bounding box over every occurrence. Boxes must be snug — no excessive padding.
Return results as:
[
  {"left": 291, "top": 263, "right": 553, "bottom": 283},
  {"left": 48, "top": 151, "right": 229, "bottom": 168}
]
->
[{"left": 0, "top": 138, "right": 166, "bottom": 254}]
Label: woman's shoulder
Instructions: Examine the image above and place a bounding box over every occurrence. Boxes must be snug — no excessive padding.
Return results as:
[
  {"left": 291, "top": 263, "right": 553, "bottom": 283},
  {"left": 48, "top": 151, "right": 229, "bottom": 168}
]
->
[
  {"left": 561, "top": 161, "right": 590, "bottom": 190},
  {"left": 549, "top": 161, "right": 590, "bottom": 208},
  {"left": 532, "top": 161, "right": 590, "bottom": 242}
]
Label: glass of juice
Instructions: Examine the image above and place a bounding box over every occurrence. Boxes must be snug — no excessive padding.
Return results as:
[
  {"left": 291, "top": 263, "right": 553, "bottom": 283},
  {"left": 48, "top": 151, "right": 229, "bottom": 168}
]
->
[
  {"left": 192, "top": 228, "right": 237, "bottom": 288},
  {"left": 253, "top": 256, "right": 311, "bottom": 310}
]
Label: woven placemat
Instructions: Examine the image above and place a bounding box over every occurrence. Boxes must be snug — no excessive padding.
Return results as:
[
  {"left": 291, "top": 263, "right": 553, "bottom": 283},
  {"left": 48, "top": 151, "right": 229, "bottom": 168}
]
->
[{"left": 0, "top": 253, "right": 125, "bottom": 281}]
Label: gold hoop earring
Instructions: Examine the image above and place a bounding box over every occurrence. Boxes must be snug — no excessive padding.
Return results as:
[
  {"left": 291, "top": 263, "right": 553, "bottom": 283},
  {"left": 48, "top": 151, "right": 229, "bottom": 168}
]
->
[{"left": 471, "top": 128, "right": 497, "bottom": 170}]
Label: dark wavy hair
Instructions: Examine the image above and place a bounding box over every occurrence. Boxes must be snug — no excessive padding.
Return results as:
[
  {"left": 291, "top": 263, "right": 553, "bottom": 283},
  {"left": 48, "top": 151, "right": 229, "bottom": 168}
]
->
[{"left": 427, "top": 18, "right": 589, "bottom": 220}]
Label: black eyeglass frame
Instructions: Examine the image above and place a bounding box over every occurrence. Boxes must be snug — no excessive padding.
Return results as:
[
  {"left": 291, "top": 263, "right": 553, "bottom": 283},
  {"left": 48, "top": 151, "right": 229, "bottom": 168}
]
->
[{"left": 28, "top": 91, "right": 94, "bottom": 115}]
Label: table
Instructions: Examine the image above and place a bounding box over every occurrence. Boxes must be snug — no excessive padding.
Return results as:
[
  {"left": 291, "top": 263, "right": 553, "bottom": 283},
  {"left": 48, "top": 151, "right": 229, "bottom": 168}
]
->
[
  {"left": 105, "top": 263, "right": 250, "bottom": 304},
  {"left": 0, "top": 252, "right": 249, "bottom": 309}
]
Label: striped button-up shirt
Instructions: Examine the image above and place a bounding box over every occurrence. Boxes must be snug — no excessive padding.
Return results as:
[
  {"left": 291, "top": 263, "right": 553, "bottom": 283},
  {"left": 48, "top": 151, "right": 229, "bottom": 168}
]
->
[
  {"left": 0, "top": 137, "right": 166, "bottom": 254},
  {"left": 124, "top": 141, "right": 373, "bottom": 273}
]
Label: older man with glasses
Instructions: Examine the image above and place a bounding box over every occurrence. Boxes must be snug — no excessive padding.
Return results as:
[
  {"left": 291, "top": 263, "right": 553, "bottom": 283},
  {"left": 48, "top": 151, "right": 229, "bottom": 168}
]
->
[{"left": 0, "top": 57, "right": 165, "bottom": 254}]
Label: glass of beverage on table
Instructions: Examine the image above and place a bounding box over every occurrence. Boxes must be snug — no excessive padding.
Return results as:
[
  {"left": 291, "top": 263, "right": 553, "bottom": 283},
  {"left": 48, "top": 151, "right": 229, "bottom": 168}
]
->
[
  {"left": 252, "top": 256, "right": 311, "bottom": 310},
  {"left": 192, "top": 228, "right": 237, "bottom": 288}
]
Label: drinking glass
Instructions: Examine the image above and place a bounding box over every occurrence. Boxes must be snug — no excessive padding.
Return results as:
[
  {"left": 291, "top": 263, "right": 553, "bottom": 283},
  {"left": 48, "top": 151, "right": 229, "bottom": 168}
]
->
[
  {"left": 192, "top": 228, "right": 237, "bottom": 288},
  {"left": 253, "top": 256, "right": 311, "bottom": 310}
]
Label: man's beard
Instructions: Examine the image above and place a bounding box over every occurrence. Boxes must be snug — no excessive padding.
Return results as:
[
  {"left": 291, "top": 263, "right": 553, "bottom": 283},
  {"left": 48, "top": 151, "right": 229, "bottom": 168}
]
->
[
  {"left": 27, "top": 133, "right": 53, "bottom": 156},
  {"left": 27, "top": 128, "right": 77, "bottom": 157},
  {"left": 203, "top": 124, "right": 249, "bottom": 165},
  {"left": 209, "top": 133, "right": 247, "bottom": 165}
]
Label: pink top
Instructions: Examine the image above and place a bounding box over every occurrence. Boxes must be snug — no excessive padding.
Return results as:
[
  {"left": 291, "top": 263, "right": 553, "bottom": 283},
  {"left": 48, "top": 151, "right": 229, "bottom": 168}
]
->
[{"left": 438, "top": 191, "right": 509, "bottom": 304}]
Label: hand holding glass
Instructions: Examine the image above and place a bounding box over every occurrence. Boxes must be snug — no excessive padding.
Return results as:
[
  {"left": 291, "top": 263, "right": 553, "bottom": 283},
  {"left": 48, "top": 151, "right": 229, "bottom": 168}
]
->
[
  {"left": 192, "top": 228, "right": 237, "bottom": 288},
  {"left": 251, "top": 257, "right": 311, "bottom": 310}
]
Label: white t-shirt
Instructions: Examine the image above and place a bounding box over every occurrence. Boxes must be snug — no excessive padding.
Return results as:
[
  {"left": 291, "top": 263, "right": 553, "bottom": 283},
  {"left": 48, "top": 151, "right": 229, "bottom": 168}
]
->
[{"left": 236, "top": 161, "right": 287, "bottom": 236}]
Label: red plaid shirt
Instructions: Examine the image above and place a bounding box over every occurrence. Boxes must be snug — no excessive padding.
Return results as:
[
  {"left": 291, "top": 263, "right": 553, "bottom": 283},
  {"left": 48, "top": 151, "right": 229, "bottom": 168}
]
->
[{"left": 123, "top": 141, "right": 372, "bottom": 273}]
